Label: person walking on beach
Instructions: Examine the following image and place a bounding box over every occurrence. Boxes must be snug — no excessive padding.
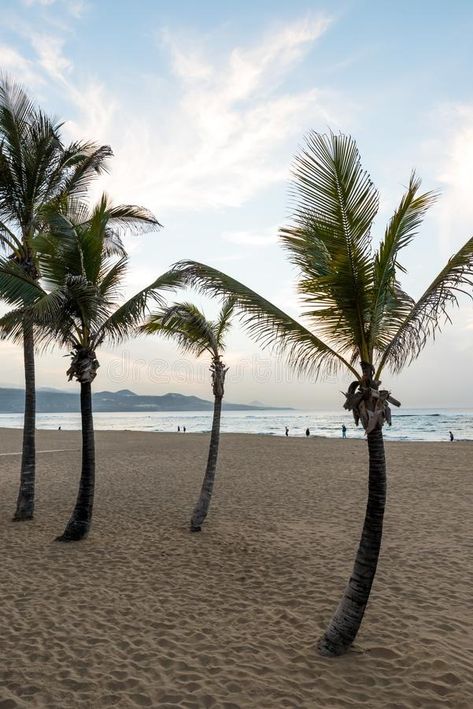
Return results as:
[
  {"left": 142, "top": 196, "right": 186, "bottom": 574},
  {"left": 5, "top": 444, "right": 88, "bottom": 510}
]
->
[
  {"left": 183, "top": 426, "right": 186, "bottom": 433},
  {"left": 449, "top": 431, "right": 454, "bottom": 442},
  {"left": 177, "top": 425, "right": 180, "bottom": 432},
  {"left": 342, "top": 424, "right": 347, "bottom": 439},
  {"left": 285, "top": 426, "right": 289, "bottom": 436},
  {"left": 305, "top": 427, "right": 310, "bottom": 437}
]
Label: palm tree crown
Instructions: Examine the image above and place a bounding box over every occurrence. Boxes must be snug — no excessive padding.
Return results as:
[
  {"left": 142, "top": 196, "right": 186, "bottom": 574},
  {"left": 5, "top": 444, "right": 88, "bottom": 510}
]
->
[
  {"left": 174, "top": 132, "right": 473, "bottom": 388},
  {"left": 141, "top": 298, "right": 235, "bottom": 393},
  {"left": 0, "top": 76, "right": 112, "bottom": 269},
  {"left": 0, "top": 195, "right": 179, "bottom": 370}
]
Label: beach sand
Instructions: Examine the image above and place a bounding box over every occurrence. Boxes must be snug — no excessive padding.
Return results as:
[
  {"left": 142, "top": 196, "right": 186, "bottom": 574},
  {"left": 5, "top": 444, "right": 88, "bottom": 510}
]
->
[{"left": 1, "top": 428, "right": 473, "bottom": 708}]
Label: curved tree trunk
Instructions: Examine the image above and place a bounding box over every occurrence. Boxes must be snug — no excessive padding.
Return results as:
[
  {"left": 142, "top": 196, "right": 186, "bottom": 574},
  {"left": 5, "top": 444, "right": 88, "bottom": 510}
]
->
[
  {"left": 318, "top": 425, "right": 386, "bottom": 656},
  {"left": 190, "top": 393, "right": 223, "bottom": 532},
  {"left": 56, "top": 382, "right": 95, "bottom": 542},
  {"left": 13, "top": 321, "right": 36, "bottom": 521}
]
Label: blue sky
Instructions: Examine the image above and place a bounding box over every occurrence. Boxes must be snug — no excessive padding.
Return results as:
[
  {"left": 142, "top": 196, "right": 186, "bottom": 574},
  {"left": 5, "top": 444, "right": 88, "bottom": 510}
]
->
[{"left": 1, "top": 0, "right": 473, "bottom": 408}]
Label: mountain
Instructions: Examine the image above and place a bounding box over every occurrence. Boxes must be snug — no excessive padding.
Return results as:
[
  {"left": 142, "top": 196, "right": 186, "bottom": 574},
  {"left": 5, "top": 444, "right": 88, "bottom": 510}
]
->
[{"left": 0, "top": 388, "right": 290, "bottom": 413}]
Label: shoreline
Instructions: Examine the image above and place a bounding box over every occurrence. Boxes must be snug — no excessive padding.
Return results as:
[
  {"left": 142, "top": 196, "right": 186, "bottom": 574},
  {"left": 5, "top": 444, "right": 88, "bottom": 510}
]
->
[{"left": 1, "top": 425, "right": 472, "bottom": 444}]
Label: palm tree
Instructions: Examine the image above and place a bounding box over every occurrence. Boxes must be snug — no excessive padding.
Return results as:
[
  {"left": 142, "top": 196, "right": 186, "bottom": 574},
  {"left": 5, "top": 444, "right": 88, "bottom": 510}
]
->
[
  {"left": 141, "top": 299, "right": 235, "bottom": 531},
  {"left": 0, "top": 195, "right": 180, "bottom": 541},
  {"left": 173, "top": 132, "right": 473, "bottom": 655},
  {"left": 0, "top": 76, "right": 112, "bottom": 521}
]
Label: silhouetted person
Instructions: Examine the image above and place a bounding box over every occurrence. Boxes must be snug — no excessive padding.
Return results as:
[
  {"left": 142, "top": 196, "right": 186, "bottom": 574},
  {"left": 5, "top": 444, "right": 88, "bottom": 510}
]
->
[
  {"left": 177, "top": 425, "right": 180, "bottom": 432},
  {"left": 305, "top": 427, "right": 310, "bottom": 437},
  {"left": 449, "top": 431, "right": 454, "bottom": 442},
  {"left": 342, "top": 424, "right": 347, "bottom": 439},
  {"left": 58, "top": 426, "right": 61, "bottom": 431},
  {"left": 285, "top": 426, "right": 289, "bottom": 436},
  {"left": 183, "top": 426, "right": 186, "bottom": 433}
]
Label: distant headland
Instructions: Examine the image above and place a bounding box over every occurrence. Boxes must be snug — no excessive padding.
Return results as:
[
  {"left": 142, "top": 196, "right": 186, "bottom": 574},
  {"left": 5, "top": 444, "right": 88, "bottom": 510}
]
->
[{"left": 0, "top": 388, "right": 291, "bottom": 414}]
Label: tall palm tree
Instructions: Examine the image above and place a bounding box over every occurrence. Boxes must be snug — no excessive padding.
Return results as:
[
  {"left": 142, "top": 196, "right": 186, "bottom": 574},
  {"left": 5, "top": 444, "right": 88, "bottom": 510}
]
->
[
  {"left": 0, "top": 76, "right": 112, "bottom": 521},
  {"left": 0, "top": 195, "right": 180, "bottom": 541},
  {"left": 173, "top": 132, "right": 473, "bottom": 655},
  {"left": 141, "top": 299, "right": 235, "bottom": 531}
]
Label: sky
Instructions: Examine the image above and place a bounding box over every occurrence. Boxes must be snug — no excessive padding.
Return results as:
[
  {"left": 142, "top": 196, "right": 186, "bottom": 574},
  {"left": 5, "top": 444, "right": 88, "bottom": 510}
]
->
[{"left": 0, "top": 0, "right": 473, "bottom": 409}]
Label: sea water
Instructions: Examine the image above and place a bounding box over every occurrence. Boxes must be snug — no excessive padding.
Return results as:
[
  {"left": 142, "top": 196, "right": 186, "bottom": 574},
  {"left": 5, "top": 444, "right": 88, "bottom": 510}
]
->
[{"left": 0, "top": 408, "right": 472, "bottom": 442}]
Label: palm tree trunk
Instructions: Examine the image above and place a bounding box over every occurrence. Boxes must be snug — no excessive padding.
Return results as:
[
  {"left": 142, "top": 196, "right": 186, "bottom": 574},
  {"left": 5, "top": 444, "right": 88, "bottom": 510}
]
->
[
  {"left": 318, "top": 425, "right": 386, "bottom": 656},
  {"left": 190, "top": 394, "right": 223, "bottom": 532},
  {"left": 56, "top": 382, "right": 95, "bottom": 542},
  {"left": 13, "top": 320, "right": 36, "bottom": 521}
]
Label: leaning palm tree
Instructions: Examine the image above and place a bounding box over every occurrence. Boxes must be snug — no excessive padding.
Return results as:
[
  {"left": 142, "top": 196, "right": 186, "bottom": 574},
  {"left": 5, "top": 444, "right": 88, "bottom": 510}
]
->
[
  {"left": 141, "top": 299, "right": 235, "bottom": 532},
  {"left": 173, "top": 132, "right": 473, "bottom": 655},
  {"left": 0, "top": 76, "right": 112, "bottom": 520},
  {"left": 0, "top": 195, "right": 180, "bottom": 541}
]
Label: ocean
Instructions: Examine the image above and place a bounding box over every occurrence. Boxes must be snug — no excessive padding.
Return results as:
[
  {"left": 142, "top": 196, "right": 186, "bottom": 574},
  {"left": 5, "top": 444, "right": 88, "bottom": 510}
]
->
[{"left": 0, "top": 408, "right": 472, "bottom": 442}]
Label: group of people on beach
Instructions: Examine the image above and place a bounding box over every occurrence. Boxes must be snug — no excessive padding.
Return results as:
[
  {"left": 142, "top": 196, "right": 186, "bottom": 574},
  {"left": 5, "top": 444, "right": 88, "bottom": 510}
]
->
[
  {"left": 177, "top": 426, "right": 187, "bottom": 433},
  {"left": 284, "top": 425, "right": 456, "bottom": 441},
  {"left": 285, "top": 424, "right": 348, "bottom": 438}
]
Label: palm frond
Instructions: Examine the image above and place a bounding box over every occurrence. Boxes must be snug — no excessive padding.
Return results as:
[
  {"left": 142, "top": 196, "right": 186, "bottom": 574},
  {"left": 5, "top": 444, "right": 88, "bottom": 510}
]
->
[
  {"left": 52, "top": 142, "right": 112, "bottom": 201},
  {"left": 19, "top": 289, "right": 74, "bottom": 349},
  {"left": 97, "top": 256, "right": 129, "bottom": 299},
  {"left": 367, "top": 173, "right": 438, "bottom": 356},
  {"left": 0, "top": 261, "right": 69, "bottom": 348},
  {"left": 0, "top": 219, "right": 22, "bottom": 254},
  {"left": 37, "top": 196, "right": 156, "bottom": 290},
  {"left": 281, "top": 131, "right": 379, "bottom": 359},
  {"left": 0, "top": 306, "right": 27, "bottom": 343},
  {"left": 23, "top": 194, "right": 176, "bottom": 354},
  {"left": 39, "top": 196, "right": 154, "bottom": 259},
  {"left": 36, "top": 229, "right": 84, "bottom": 289},
  {"left": 103, "top": 227, "right": 127, "bottom": 257},
  {"left": 21, "top": 110, "right": 62, "bottom": 217},
  {"left": 0, "top": 75, "right": 37, "bottom": 120},
  {"left": 106, "top": 202, "right": 162, "bottom": 234},
  {"left": 0, "top": 77, "right": 37, "bottom": 191},
  {"left": 0, "top": 257, "right": 43, "bottom": 306},
  {"left": 173, "top": 260, "right": 360, "bottom": 380},
  {"left": 63, "top": 274, "right": 109, "bottom": 332},
  {"left": 215, "top": 297, "right": 236, "bottom": 350},
  {"left": 376, "top": 235, "right": 473, "bottom": 376},
  {"left": 0, "top": 76, "right": 112, "bottom": 245},
  {"left": 97, "top": 269, "right": 183, "bottom": 346},
  {"left": 142, "top": 302, "right": 218, "bottom": 358}
]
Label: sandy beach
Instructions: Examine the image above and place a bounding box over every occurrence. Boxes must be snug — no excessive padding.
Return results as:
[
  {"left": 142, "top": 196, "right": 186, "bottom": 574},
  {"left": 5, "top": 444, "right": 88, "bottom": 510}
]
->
[{"left": 1, "top": 428, "right": 473, "bottom": 708}]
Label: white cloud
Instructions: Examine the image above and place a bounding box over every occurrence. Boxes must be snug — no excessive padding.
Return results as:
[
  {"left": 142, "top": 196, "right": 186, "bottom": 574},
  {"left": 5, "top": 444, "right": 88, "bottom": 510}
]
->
[
  {"left": 66, "top": 0, "right": 87, "bottom": 17},
  {"left": 428, "top": 103, "right": 473, "bottom": 257},
  {"left": 65, "top": 80, "right": 119, "bottom": 146},
  {"left": 58, "top": 15, "right": 341, "bottom": 212},
  {"left": 30, "top": 34, "right": 72, "bottom": 80},
  {"left": 139, "top": 17, "right": 337, "bottom": 211},
  {"left": 2, "top": 13, "right": 343, "bottom": 215},
  {"left": 0, "top": 44, "right": 43, "bottom": 87},
  {"left": 22, "top": 0, "right": 87, "bottom": 16},
  {"left": 161, "top": 30, "right": 214, "bottom": 82},
  {"left": 163, "top": 15, "right": 330, "bottom": 97},
  {"left": 22, "top": 0, "right": 57, "bottom": 5},
  {"left": 221, "top": 16, "right": 331, "bottom": 102}
]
